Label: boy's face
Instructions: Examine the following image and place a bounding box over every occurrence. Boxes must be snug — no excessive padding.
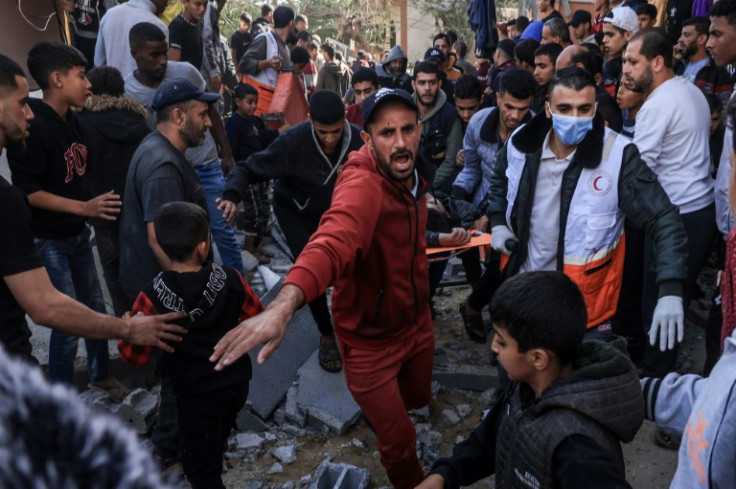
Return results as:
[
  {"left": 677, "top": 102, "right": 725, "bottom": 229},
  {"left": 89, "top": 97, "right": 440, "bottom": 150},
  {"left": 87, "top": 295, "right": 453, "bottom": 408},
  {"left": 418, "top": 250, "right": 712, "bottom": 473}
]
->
[
  {"left": 239, "top": 20, "right": 250, "bottom": 32},
  {"left": 508, "top": 25, "right": 518, "bottom": 38},
  {"left": 637, "top": 14, "right": 653, "bottom": 30},
  {"left": 183, "top": 0, "right": 207, "bottom": 20},
  {"left": 602, "top": 23, "right": 630, "bottom": 58},
  {"left": 534, "top": 54, "right": 555, "bottom": 87},
  {"left": 59, "top": 65, "right": 91, "bottom": 108},
  {"left": 711, "top": 110, "right": 723, "bottom": 136},
  {"left": 616, "top": 83, "right": 644, "bottom": 110},
  {"left": 353, "top": 81, "right": 377, "bottom": 105},
  {"left": 455, "top": 96, "right": 481, "bottom": 124},
  {"left": 492, "top": 325, "right": 536, "bottom": 383},
  {"left": 236, "top": 94, "right": 258, "bottom": 117}
]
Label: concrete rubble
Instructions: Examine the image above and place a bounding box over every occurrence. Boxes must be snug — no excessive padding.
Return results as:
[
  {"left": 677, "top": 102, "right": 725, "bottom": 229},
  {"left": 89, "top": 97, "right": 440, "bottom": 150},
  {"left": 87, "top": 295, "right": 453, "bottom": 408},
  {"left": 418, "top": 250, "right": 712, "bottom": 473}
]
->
[{"left": 309, "top": 461, "right": 371, "bottom": 489}]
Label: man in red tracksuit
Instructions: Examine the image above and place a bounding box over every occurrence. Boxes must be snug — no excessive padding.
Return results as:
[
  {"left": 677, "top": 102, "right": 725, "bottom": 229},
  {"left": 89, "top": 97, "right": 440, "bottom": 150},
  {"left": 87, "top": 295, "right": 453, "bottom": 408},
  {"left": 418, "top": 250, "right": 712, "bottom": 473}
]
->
[{"left": 211, "top": 88, "right": 434, "bottom": 488}]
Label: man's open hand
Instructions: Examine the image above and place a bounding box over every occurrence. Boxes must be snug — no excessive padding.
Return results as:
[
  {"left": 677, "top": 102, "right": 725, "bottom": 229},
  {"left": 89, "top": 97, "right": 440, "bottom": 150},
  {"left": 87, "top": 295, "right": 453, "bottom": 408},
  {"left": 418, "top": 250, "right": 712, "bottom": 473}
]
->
[{"left": 126, "top": 311, "right": 187, "bottom": 353}]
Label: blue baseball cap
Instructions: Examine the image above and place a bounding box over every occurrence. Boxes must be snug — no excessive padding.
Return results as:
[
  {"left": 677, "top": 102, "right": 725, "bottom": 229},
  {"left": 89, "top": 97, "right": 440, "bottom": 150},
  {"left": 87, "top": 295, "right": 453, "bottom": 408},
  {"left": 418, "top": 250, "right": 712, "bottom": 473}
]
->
[{"left": 151, "top": 77, "right": 220, "bottom": 110}]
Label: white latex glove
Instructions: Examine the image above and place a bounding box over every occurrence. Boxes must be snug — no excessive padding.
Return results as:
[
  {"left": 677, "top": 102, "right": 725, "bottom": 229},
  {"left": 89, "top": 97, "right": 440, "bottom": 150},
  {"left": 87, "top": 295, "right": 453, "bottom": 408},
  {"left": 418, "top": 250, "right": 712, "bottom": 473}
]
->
[
  {"left": 491, "top": 225, "right": 518, "bottom": 254},
  {"left": 649, "top": 296, "right": 684, "bottom": 351}
]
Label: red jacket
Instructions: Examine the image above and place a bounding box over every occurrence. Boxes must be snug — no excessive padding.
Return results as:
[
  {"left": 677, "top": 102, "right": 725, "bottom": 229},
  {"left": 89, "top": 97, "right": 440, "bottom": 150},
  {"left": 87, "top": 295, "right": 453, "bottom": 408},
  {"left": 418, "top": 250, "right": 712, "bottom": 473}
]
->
[{"left": 284, "top": 145, "right": 432, "bottom": 349}]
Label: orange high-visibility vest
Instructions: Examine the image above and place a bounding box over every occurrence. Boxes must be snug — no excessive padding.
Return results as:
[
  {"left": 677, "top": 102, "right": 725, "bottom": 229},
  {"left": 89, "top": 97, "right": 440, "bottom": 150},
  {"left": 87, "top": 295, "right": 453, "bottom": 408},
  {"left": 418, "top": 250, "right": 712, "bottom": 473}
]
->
[{"left": 504, "top": 129, "right": 628, "bottom": 328}]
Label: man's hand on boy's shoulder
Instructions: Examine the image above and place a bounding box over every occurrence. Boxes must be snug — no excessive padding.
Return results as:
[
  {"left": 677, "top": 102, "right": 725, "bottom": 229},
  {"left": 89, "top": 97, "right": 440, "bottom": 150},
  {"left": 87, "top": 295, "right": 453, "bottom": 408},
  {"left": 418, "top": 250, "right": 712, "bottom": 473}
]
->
[
  {"left": 415, "top": 474, "right": 445, "bottom": 489},
  {"left": 124, "top": 310, "right": 188, "bottom": 353}
]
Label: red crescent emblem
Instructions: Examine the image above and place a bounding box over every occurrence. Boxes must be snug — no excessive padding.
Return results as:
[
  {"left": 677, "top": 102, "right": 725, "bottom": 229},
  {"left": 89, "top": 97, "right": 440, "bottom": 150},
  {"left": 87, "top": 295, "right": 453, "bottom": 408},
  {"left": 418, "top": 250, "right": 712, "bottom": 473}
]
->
[{"left": 593, "top": 176, "right": 603, "bottom": 191}]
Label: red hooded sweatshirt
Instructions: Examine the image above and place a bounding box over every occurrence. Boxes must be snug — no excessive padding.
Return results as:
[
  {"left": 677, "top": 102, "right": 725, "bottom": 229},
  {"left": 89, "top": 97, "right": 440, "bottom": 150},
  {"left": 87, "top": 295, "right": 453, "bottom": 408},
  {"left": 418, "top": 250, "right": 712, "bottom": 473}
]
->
[{"left": 284, "top": 144, "right": 432, "bottom": 349}]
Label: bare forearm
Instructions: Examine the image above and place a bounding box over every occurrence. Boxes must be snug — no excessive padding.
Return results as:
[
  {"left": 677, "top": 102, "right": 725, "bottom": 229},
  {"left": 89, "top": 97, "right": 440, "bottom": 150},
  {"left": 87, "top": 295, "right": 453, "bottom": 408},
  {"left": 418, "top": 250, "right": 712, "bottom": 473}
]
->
[{"left": 28, "top": 190, "right": 86, "bottom": 216}]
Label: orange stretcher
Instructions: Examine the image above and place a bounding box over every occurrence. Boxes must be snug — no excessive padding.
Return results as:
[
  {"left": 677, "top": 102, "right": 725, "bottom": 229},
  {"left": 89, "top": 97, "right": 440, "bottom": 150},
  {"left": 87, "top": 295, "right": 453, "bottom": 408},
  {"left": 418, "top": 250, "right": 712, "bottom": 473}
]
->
[
  {"left": 242, "top": 73, "right": 309, "bottom": 130},
  {"left": 426, "top": 232, "right": 491, "bottom": 262}
]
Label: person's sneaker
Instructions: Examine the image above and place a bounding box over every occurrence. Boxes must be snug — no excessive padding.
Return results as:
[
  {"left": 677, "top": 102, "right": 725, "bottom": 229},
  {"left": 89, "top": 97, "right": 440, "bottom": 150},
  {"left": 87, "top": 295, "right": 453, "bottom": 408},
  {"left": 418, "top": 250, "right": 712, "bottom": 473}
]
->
[{"left": 654, "top": 428, "right": 681, "bottom": 450}]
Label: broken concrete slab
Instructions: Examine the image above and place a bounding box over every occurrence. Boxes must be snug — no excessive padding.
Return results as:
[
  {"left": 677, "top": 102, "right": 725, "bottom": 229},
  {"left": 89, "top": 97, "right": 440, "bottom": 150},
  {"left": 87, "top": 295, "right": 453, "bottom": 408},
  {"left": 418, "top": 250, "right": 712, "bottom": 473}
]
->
[
  {"left": 432, "top": 364, "right": 497, "bottom": 392},
  {"left": 272, "top": 444, "right": 297, "bottom": 464},
  {"left": 309, "top": 460, "right": 371, "bottom": 489},
  {"left": 248, "top": 279, "right": 321, "bottom": 419},
  {"left": 83, "top": 387, "right": 158, "bottom": 434},
  {"left": 237, "top": 408, "right": 270, "bottom": 433},
  {"left": 296, "top": 351, "right": 361, "bottom": 435},
  {"left": 233, "top": 432, "right": 265, "bottom": 450},
  {"left": 285, "top": 384, "right": 306, "bottom": 427}
]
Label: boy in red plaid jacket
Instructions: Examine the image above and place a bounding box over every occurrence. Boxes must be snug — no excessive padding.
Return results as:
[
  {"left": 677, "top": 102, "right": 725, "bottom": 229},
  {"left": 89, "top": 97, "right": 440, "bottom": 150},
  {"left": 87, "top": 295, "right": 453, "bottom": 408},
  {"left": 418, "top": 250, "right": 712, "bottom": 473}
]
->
[{"left": 118, "top": 202, "right": 263, "bottom": 489}]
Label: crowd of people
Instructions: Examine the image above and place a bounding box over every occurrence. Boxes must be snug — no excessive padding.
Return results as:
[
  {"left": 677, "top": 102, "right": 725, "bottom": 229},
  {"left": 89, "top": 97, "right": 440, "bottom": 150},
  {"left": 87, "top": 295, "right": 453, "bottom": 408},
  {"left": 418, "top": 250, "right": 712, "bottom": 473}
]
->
[{"left": 2, "top": 0, "right": 736, "bottom": 487}]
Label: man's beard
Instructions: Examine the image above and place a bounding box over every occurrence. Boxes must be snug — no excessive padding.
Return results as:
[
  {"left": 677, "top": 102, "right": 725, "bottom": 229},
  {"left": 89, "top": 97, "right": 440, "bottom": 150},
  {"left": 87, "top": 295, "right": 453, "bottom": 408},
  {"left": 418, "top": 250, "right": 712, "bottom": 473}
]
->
[
  {"left": 417, "top": 92, "right": 437, "bottom": 107},
  {"left": 681, "top": 41, "right": 698, "bottom": 59},
  {"left": 0, "top": 120, "right": 27, "bottom": 153},
  {"left": 376, "top": 148, "right": 415, "bottom": 183},
  {"left": 628, "top": 64, "right": 654, "bottom": 94},
  {"left": 180, "top": 120, "right": 206, "bottom": 147}
]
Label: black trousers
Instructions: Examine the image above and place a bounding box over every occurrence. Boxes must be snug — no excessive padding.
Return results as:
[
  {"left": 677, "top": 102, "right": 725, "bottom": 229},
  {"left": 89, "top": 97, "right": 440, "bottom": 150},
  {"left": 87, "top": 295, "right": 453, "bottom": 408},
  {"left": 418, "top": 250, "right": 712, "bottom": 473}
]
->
[
  {"left": 178, "top": 383, "right": 248, "bottom": 489},
  {"left": 274, "top": 202, "right": 334, "bottom": 336},
  {"left": 94, "top": 226, "right": 129, "bottom": 317},
  {"left": 641, "top": 204, "right": 716, "bottom": 377}
]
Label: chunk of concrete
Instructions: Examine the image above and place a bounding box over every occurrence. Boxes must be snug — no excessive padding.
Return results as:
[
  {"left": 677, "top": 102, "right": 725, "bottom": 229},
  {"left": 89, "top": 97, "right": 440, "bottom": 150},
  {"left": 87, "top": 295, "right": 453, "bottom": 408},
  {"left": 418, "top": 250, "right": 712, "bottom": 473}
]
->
[
  {"left": 285, "top": 384, "right": 306, "bottom": 427},
  {"left": 237, "top": 408, "right": 270, "bottom": 433},
  {"left": 309, "top": 460, "right": 371, "bottom": 489},
  {"left": 85, "top": 387, "right": 158, "bottom": 434},
  {"left": 272, "top": 444, "right": 297, "bottom": 464},
  {"left": 234, "top": 432, "right": 265, "bottom": 450},
  {"left": 248, "top": 279, "right": 321, "bottom": 419},
  {"left": 296, "top": 351, "right": 361, "bottom": 435}
]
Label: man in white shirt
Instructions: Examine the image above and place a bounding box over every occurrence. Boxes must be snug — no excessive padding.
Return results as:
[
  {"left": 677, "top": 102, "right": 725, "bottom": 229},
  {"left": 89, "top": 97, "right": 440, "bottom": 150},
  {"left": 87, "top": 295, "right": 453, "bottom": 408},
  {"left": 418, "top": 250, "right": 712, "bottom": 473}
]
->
[{"left": 623, "top": 28, "right": 715, "bottom": 377}]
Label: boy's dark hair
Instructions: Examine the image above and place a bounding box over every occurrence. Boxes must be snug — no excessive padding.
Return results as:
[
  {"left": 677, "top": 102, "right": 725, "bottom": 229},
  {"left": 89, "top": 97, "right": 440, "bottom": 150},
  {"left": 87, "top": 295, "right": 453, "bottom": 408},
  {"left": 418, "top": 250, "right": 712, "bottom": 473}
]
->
[
  {"left": 290, "top": 46, "right": 310, "bottom": 65},
  {"left": 682, "top": 16, "right": 711, "bottom": 36},
  {"left": 498, "top": 67, "right": 536, "bottom": 99},
  {"left": 308, "top": 89, "right": 345, "bottom": 124},
  {"left": 321, "top": 43, "right": 335, "bottom": 60},
  {"left": 87, "top": 66, "right": 124, "bottom": 97},
  {"left": 286, "top": 32, "right": 299, "bottom": 47},
  {"left": 295, "top": 14, "right": 307, "bottom": 24},
  {"left": 516, "top": 15, "right": 530, "bottom": 32},
  {"left": 234, "top": 82, "right": 258, "bottom": 99},
  {"left": 0, "top": 54, "right": 25, "bottom": 92},
  {"left": 154, "top": 202, "right": 210, "bottom": 263},
  {"left": 572, "top": 46, "right": 605, "bottom": 75},
  {"left": 496, "top": 38, "right": 516, "bottom": 60},
  {"left": 534, "top": 42, "right": 564, "bottom": 64},
  {"left": 273, "top": 6, "right": 294, "bottom": 28},
  {"left": 636, "top": 3, "right": 658, "bottom": 19},
  {"left": 297, "top": 30, "right": 311, "bottom": 42},
  {"left": 703, "top": 91, "right": 722, "bottom": 114},
  {"left": 490, "top": 271, "right": 587, "bottom": 365},
  {"left": 709, "top": 0, "right": 736, "bottom": 25},
  {"left": 514, "top": 38, "right": 540, "bottom": 66},
  {"left": 413, "top": 60, "right": 440, "bottom": 80},
  {"left": 240, "top": 13, "right": 251, "bottom": 23},
  {"left": 454, "top": 74, "right": 482, "bottom": 100},
  {"left": 261, "top": 4, "right": 273, "bottom": 16},
  {"left": 27, "top": 41, "right": 87, "bottom": 89},
  {"left": 545, "top": 18, "right": 571, "bottom": 44},
  {"left": 548, "top": 66, "right": 596, "bottom": 96},
  {"left": 129, "top": 22, "right": 167, "bottom": 50},
  {"left": 351, "top": 67, "right": 379, "bottom": 88},
  {"left": 507, "top": 19, "right": 517, "bottom": 27},
  {"left": 629, "top": 28, "right": 673, "bottom": 68},
  {"left": 335, "top": 51, "right": 343, "bottom": 61}
]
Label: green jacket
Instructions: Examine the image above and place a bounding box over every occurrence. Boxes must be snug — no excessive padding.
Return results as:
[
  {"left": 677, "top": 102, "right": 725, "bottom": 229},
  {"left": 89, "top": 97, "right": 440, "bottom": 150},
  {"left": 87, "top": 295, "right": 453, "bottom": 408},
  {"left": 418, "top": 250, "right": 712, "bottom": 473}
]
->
[{"left": 487, "top": 111, "right": 687, "bottom": 298}]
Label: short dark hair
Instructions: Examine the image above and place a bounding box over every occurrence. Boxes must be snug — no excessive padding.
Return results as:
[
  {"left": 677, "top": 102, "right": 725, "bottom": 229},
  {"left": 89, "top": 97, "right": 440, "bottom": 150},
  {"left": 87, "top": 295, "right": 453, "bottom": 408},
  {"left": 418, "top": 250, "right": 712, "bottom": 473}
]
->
[
  {"left": 154, "top": 202, "right": 210, "bottom": 263},
  {"left": 273, "top": 6, "right": 294, "bottom": 28},
  {"left": 297, "top": 30, "right": 311, "bottom": 42},
  {"left": 548, "top": 66, "right": 596, "bottom": 97},
  {"left": 507, "top": 19, "right": 517, "bottom": 27},
  {"left": 321, "top": 43, "right": 335, "bottom": 60},
  {"left": 545, "top": 17, "right": 571, "bottom": 43},
  {"left": 498, "top": 67, "right": 536, "bottom": 99},
  {"left": 156, "top": 99, "right": 194, "bottom": 124},
  {"left": 455, "top": 39, "right": 468, "bottom": 58},
  {"left": 636, "top": 3, "right": 658, "bottom": 18},
  {"left": 286, "top": 32, "right": 299, "bottom": 46},
  {"left": 234, "top": 82, "right": 258, "bottom": 99},
  {"left": 27, "top": 41, "right": 87, "bottom": 89},
  {"left": 295, "top": 14, "right": 307, "bottom": 24},
  {"left": 548, "top": 0, "right": 556, "bottom": 8},
  {"left": 629, "top": 28, "right": 673, "bottom": 68},
  {"left": 490, "top": 271, "right": 586, "bottom": 366},
  {"left": 535, "top": 42, "right": 564, "bottom": 64},
  {"left": 129, "top": 22, "right": 167, "bottom": 51},
  {"left": 516, "top": 15, "right": 530, "bottom": 32},
  {"left": 514, "top": 38, "right": 540, "bottom": 66},
  {"left": 0, "top": 54, "right": 25, "bottom": 92},
  {"left": 351, "top": 67, "right": 379, "bottom": 88},
  {"left": 290, "top": 46, "right": 310, "bottom": 65},
  {"left": 571, "top": 47, "right": 604, "bottom": 75},
  {"left": 682, "top": 16, "right": 711, "bottom": 36},
  {"left": 87, "top": 66, "right": 124, "bottom": 97},
  {"left": 496, "top": 38, "right": 516, "bottom": 60},
  {"left": 413, "top": 60, "right": 440, "bottom": 80},
  {"left": 709, "top": 0, "right": 736, "bottom": 25},
  {"left": 433, "top": 32, "right": 450, "bottom": 46},
  {"left": 308, "top": 89, "right": 345, "bottom": 124},
  {"left": 240, "top": 13, "right": 251, "bottom": 23},
  {"left": 261, "top": 4, "right": 273, "bottom": 16},
  {"left": 454, "top": 74, "right": 482, "bottom": 100}
]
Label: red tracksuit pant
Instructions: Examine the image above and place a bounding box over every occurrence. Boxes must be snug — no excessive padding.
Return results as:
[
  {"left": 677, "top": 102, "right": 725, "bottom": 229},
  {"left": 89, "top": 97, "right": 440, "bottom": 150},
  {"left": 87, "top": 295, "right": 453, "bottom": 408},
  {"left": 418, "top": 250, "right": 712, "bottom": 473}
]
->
[{"left": 340, "top": 324, "right": 435, "bottom": 489}]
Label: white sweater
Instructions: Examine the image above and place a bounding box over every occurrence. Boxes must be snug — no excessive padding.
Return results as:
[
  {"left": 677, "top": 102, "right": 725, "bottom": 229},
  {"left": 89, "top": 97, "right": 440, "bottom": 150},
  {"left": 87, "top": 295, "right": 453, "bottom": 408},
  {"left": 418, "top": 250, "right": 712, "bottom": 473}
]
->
[{"left": 634, "top": 76, "right": 714, "bottom": 214}]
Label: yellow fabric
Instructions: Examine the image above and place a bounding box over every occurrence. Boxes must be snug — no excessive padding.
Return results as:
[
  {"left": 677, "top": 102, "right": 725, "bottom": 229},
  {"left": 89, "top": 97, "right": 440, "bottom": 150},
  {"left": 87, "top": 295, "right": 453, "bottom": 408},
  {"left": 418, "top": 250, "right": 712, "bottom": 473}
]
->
[
  {"left": 649, "top": 0, "right": 668, "bottom": 27},
  {"left": 159, "top": 0, "right": 184, "bottom": 26}
]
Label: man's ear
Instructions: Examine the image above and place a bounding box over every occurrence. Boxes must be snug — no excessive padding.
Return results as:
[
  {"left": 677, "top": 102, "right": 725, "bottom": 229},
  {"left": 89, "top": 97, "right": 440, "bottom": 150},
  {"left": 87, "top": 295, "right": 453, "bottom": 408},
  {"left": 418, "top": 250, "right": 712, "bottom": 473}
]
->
[
  {"left": 360, "top": 129, "right": 373, "bottom": 147},
  {"left": 530, "top": 348, "right": 551, "bottom": 371}
]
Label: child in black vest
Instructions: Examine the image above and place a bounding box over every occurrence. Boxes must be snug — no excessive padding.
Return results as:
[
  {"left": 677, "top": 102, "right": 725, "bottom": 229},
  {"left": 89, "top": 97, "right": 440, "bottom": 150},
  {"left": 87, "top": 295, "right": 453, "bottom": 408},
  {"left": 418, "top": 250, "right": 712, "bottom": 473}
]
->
[
  {"left": 118, "top": 202, "right": 263, "bottom": 489},
  {"left": 418, "top": 271, "right": 644, "bottom": 489}
]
